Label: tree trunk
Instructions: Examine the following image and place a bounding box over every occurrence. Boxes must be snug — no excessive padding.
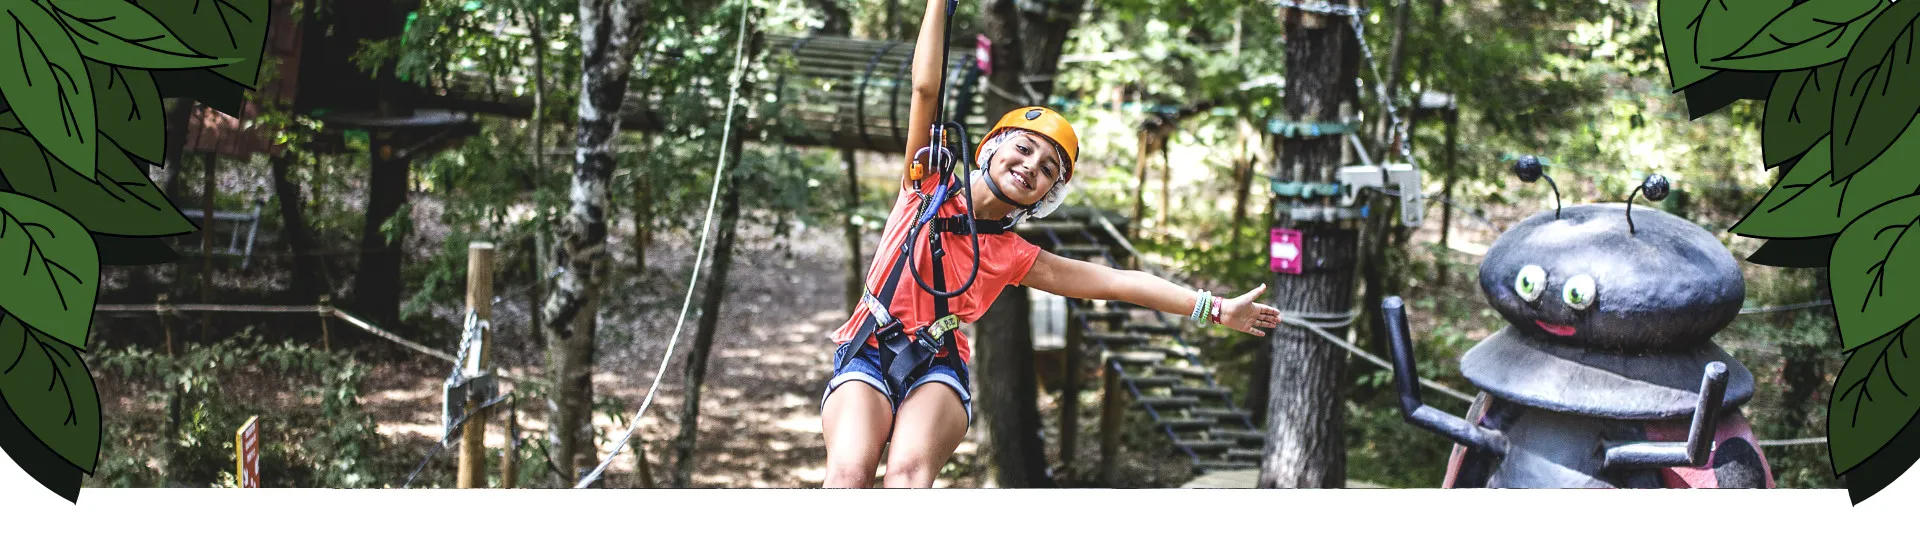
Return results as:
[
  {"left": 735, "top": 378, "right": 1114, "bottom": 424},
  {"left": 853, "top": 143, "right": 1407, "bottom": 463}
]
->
[
  {"left": 983, "top": 0, "right": 1026, "bottom": 116},
  {"left": 528, "top": 3, "right": 551, "bottom": 350},
  {"left": 270, "top": 153, "right": 324, "bottom": 300},
  {"left": 546, "top": 0, "right": 654, "bottom": 481},
  {"left": 670, "top": 137, "right": 745, "bottom": 489},
  {"left": 1378, "top": 0, "right": 1412, "bottom": 146},
  {"left": 350, "top": 2, "right": 420, "bottom": 326},
  {"left": 842, "top": 150, "right": 864, "bottom": 311},
  {"left": 1228, "top": 117, "right": 1256, "bottom": 252},
  {"left": 1017, "top": 0, "right": 1085, "bottom": 101},
  {"left": 809, "top": 0, "right": 861, "bottom": 311},
  {"left": 973, "top": 288, "right": 1053, "bottom": 487},
  {"left": 353, "top": 134, "right": 409, "bottom": 325},
  {"left": 159, "top": 99, "right": 195, "bottom": 200},
  {"left": 1260, "top": 5, "right": 1360, "bottom": 489},
  {"left": 1130, "top": 131, "right": 1151, "bottom": 241},
  {"left": 976, "top": 0, "right": 1055, "bottom": 488}
]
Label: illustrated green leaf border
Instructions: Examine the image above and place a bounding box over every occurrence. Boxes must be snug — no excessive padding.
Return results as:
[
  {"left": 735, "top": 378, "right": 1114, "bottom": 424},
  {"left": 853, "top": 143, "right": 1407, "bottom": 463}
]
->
[
  {"left": 1666, "top": 0, "right": 1920, "bottom": 504},
  {"left": 0, "top": 0, "right": 270, "bottom": 503}
]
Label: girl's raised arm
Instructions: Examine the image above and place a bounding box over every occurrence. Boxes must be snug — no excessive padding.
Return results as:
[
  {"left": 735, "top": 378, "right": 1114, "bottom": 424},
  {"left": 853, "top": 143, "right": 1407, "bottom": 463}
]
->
[{"left": 900, "top": 0, "right": 949, "bottom": 191}]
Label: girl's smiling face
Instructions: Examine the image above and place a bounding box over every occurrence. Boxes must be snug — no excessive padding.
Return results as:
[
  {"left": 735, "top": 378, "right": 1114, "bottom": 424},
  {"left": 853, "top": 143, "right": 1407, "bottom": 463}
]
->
[{"left": 987, "top": 131, "right": 1065, "bottom": 208}]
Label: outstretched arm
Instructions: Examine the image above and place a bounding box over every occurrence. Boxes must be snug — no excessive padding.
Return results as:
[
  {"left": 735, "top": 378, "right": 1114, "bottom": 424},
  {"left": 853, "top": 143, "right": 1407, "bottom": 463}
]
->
[
  {"left": 900, "top": 0, "right": 950, "bottom": 191},
  {"left": 1023, "top": 251, "right": 1282, "bottom": 336}
]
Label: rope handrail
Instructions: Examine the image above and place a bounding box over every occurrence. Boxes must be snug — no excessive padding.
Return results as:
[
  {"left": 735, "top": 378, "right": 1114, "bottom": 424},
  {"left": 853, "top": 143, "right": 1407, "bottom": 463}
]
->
[{"left": 93, "top": 302, "right": 459, "bottom": 363}]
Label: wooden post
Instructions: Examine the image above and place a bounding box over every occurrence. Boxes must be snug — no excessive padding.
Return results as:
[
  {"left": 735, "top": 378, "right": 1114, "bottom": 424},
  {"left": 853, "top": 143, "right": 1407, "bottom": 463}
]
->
[
  {"left": 318, "top": 295, "right": 333, "bottom": 352},
  {"left": 1437, "top": 109, "right": 1458, "bottom": 287},
  {"left": 1099, "top": 359, "right": 1123, "bottom": 487},
  {"left": 1130, "top": 131, "right": 1150, "bottom": 241},
  {"left": 158, "top": 294, "right": 174, "bottom": 357},
  {"left": 1158, "top": 133, "right": 1173, "bottom": 230},
  {"left": 200, "top": 153, "right": 216, "bottom": 341},
  {"left": 502, "top": 396, "right": 519, "bottom": 488},
  {"left": 457, "top": 242, "right": 496, "bottom": 488},
  {"left": 1060, "top": 305, "right": 1083, "bottom": 479},
  {"left": 632, "top": 439, "right": 655, "bottom": 489}
]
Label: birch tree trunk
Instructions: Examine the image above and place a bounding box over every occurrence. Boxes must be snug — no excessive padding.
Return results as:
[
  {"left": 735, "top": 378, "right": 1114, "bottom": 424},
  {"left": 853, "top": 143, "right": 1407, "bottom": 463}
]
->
[{"left": 546, "top": 0, "right": 653, "bottom": 481}]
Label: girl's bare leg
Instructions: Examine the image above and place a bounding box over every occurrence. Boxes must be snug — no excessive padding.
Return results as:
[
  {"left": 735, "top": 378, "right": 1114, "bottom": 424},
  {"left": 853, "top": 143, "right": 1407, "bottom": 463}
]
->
[
  {"left": 822, "top": 384, "right": 893, "bottom": 488},
  {"left": 882, "top": 384, "right": 969, "bottom": 488}
]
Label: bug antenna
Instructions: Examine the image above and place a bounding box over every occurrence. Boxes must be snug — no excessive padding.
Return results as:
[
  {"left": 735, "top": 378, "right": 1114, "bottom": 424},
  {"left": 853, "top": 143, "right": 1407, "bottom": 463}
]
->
[{"left": 1628, "top": 174, "right": 1672, "bottom": 235}]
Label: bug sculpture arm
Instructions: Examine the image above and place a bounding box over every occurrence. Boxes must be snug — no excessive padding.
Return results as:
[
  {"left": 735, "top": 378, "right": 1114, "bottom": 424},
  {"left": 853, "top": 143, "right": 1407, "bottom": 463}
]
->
[
  {"left": 1599, "top": 362, "right": 1729, "bottom": 470},
  {"left": 1383, "top": 296, "right": 1511, "bottom": 456}
]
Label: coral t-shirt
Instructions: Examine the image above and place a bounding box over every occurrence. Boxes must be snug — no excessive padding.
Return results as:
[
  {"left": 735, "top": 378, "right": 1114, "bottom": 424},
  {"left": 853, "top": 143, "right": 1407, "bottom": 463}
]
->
[{"left": 830, "top": 175, "right": 1043, "bottom": 363}]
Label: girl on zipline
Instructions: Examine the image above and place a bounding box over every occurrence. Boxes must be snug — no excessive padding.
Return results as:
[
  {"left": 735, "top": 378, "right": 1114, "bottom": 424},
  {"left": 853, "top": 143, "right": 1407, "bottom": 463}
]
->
[{"left": 821, "top": 0, "right": 1283, "bottom": 488}]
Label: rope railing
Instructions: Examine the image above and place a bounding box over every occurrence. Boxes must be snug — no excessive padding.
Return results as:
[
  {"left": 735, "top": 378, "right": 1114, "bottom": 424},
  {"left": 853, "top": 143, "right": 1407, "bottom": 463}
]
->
[{"left": 93, "top": 302, "right": 458, "bottom": 363}]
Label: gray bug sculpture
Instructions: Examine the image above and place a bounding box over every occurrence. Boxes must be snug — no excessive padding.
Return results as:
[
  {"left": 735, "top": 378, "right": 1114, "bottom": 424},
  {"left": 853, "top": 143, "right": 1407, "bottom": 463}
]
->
[{"left": 1382, "top": 156, "right": 1773, "bottom": 488}]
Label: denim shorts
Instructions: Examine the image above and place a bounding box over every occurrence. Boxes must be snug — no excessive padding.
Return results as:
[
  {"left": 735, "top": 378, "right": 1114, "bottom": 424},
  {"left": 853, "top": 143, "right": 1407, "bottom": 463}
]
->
[{"left": 821, "top": 340, "right": 974, "bottom": 425}]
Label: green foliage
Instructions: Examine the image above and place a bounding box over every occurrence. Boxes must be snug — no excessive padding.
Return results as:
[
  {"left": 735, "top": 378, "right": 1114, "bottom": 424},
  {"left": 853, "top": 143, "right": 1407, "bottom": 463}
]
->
[
  {"left": 1828, "top": 322, "right": 1920, "bottom": 474},
  {"left": 85, "top": 330, "right": 385, "bottom": 488},
  {"left": 0, "top": 0, "right": 98, "bottom": 177},
  {"left": 0, "top": 0, "right": 268, "bottom": 501},
  {"left": 1832, "top": 1, "right": 1920, "bottom": 181},
  {"left": 0, "top": 313, "right": 99, "bottom": 472},
  {"left": 1762, "top": 64, "right": 1838, "bottom": 168},
  {"left": 0, "top": 191, "right": 100, "bottom": 348},
  {"left": 1829, "top": 195, "right": 1920, "bottom": 351},
  {"left": 1665, "top": 0, "right": 1920, "bottom": 500}
]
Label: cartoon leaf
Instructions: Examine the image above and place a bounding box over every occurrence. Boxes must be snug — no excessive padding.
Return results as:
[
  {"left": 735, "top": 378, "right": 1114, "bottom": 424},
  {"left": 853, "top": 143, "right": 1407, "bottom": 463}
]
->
[
  {"left": 1763, "top": 63, "right": 1839, "bottom": 168},
  {"left": 47, "top": 0, "right": 230, "bottom": 69},
  {"left": 0, "top": 0, "right": 97, "bottom": 179},
  {"left": 1831, "top": 195, "right": 1920, "bottom": 351},
  {"left": 0, "top": 115, "right": 194, "bottom": 236},
  {"left": 1659, "top": 0, "right": 1716, "bottom": 91},
  {"left": 88, "top": 61, "right": 164, "bottom": 164},
  {"left": 0, "top": 191, "right": 98, "bottom": 349},
  {"left": 1702, "top": 0, "right": 1887, "bottom": 72},
  {"left": 1832, "top": 0, "right": 1920, "bottom": 183},
  {"left": 1734, "top": 128, "right": 1920, "bottom": 239},
  {"left": 0, "top": 313, "right": 99, "bottom": 474},
  {"left": 136, "top": 0, "right": 270, "bottom": 88},
  {"left": 1829, "top": 321, "right": 1920, "bottom": 475}
]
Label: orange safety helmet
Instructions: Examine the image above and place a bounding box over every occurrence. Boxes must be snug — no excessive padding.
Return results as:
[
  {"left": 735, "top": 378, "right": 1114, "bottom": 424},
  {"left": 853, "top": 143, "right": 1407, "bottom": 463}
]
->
[{"left": 976, "top": 106, "right": 1079, "bottom": 182}]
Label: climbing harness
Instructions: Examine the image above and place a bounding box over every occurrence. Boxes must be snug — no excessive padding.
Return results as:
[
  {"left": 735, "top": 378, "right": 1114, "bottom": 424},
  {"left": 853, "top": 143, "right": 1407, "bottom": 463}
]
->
[{"left": 839, "top": 0, "right": 1001, "bottom": 397}]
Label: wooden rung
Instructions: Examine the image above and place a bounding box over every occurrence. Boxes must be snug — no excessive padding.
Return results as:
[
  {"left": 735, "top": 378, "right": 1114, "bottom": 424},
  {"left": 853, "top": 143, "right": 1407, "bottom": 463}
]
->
[
  {"left": 1172, "top": 386, "right": 1232, "bottom": 398},
  {"left": 1136, "top": 396, "right": 1201, "bottom": 408},
  {"left": 1149, "top": 365, "right": 1213, "bottom": 378},
  {"left": 1106, "top": 351, "right": 1167, "bottom": 365},
  {"left": 1120, "top": 375, "right": 1184, "bottom": 389},
  {"left": 1227, "top": 448, "right": 1264, "bottom": 461},
  {"left": 1191, "top": 408, "right": 1252, "bottom": 421},
  {"left": 1193, "top": 460, "right": 1259, "bottom": 472},
  {"left": 1172, "top": 439, "right": 1238, "bottom": 452},
  {"left": 1085, "top": 332, "right": 1148, "bottom": 346},
  {"left": 1077, "top": 310, "right": 1131, "bottom": 323},
  {"left": 1211, "top": 430, "right": 1267, "bottom": 444},
  {"left": 1159, "top": 418, "right": 1214, "bottom": 431}
]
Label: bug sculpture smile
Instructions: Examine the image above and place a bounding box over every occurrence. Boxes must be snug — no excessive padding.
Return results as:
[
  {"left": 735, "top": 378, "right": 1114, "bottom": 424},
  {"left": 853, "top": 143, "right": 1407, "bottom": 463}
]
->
[{"left": 1381, "top": 156, "right": 1773, "bottom": 488}]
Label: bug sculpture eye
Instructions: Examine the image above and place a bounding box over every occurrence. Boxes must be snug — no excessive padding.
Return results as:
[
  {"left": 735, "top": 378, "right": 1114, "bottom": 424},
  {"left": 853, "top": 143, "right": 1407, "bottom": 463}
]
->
[
  {"left": 1562, "top": 274, "right": 1597, "bottom": 310},
  {"left": 1514, "top": 265, "right": 1547, "bottom": 302}
]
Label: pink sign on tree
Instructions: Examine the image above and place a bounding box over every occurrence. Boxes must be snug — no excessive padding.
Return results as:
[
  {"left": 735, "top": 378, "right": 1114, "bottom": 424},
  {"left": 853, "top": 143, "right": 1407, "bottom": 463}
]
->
[
  {"left": 977, "top": 35, "right": 992, "bottom": 73},
  {"left": 1271, "top": 228, "right": 1303, "bottom": 274}
]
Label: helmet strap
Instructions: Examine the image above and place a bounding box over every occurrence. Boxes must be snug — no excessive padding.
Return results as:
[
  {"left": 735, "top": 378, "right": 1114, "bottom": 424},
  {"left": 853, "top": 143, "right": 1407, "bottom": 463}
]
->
[{"left": 979, "top": 159, "right": 1038, "bottom": 211}]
